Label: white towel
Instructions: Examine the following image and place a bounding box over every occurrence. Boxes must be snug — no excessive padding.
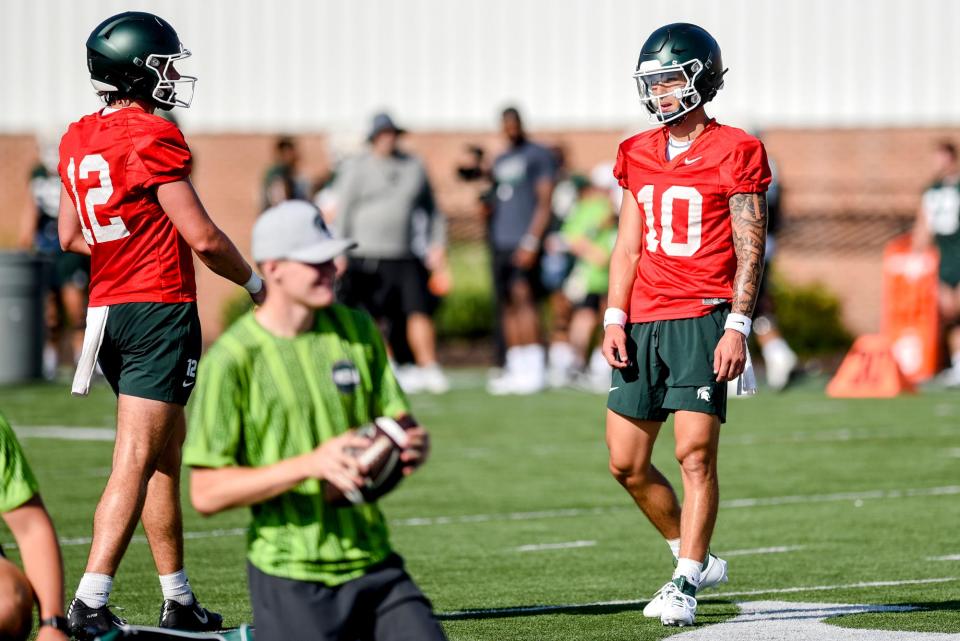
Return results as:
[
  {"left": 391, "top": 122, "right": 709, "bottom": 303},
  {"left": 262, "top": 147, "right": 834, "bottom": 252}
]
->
[
  {"left": 731, "top": 346, "right": 758, "bottom": 396},
  {"left": 72, "top": 306, "right": 109, "bottom": 397}
]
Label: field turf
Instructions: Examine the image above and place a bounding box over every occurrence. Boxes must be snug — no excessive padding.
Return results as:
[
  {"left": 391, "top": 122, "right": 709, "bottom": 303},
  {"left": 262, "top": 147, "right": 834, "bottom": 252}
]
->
[{"left": 1, "top": 375, "right": 958, "bottom": 639}]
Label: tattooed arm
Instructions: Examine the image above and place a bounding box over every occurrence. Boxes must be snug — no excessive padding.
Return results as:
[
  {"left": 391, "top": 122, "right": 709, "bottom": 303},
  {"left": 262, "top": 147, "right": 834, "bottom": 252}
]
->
[
  {"left": 729, "top": 192, "right": 768, "bottom": 316},
  {"left": 713, "top": 192, "right": 768, "bottom": 382}
]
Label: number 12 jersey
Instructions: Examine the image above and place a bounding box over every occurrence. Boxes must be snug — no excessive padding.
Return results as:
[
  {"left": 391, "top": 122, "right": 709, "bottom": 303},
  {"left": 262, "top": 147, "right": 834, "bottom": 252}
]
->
[
  {"left": 614, "top": 120, "right": 771, "bottom": 323},
  {"left": 58, "top": 108, "right": 196, "bottom": 306}
]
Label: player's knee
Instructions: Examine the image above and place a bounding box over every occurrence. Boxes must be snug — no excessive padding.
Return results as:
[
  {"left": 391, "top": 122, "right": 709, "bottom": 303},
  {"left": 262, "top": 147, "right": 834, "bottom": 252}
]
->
[
  {"left": 608, "top": 457, "right": 652, "bottom": 490},
  {"left": 676, "top": 448, "right": 715, "bottom": 480}
]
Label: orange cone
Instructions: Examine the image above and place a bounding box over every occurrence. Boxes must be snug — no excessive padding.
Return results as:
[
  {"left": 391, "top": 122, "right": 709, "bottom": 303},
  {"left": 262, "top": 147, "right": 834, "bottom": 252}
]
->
[{"left": 826, "top": 334, "right": 916, "bottom": 398}]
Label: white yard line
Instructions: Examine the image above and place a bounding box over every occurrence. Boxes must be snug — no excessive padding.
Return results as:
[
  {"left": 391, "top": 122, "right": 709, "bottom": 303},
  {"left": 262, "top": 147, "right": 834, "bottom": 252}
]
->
[
  {"left": 927, "top": 554, "right": 960, "bottom": 561},
  {"left": 436, "top": 577, "right": 958, "bottom": 619},
  {"left": 4, "top": 527, "right": 247, "bottom": 550},
  {"left": 392, "top": 485, "right": 960, "bottom": 527},
  {"left": 14, "top": 426, "right": 115, "bottom": 441},
  {"left": 719, "top": 545, "right": 805, "bottom": 557},
  {"left": 514, "top": 540, "right": 596, "bottom": 552}
]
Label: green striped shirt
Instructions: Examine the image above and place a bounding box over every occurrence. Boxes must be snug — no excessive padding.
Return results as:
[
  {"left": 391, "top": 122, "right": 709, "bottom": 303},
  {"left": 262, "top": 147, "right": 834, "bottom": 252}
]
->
[
  {"left": 0, "top": 413, "right": 39, "bottom": 513},
  {"left": 183, "top": 305, "right": 409, "bottom": 585}
]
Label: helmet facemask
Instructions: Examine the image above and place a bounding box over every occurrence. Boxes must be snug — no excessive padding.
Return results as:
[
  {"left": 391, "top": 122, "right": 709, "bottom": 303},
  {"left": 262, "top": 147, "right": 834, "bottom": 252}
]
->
[
  {"left": 143, "top": 45, "right": 196, "bottom": 109},
  {"left": 633, "top": 58, "right": 706, "bottom": 125}
]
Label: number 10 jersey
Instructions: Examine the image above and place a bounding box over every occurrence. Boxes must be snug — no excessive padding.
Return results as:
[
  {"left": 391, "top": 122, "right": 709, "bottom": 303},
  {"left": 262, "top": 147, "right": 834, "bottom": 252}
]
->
[
  {"left": 58, "top": 108, "right": 196, "bottom": 306},
  {"left": 614, "top": 120, "right": 771, "bottom": 322}
]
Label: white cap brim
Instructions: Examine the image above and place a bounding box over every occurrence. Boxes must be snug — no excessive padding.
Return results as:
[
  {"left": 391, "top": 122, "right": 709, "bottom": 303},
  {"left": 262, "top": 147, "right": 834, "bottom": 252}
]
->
[{"left": 282, "top": 239, "right": 358, "bottom": 264}]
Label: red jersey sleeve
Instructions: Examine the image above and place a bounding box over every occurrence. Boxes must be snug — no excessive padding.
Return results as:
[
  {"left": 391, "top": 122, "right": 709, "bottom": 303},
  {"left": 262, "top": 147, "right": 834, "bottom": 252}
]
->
[
  {"left": 613, "top": 141, "right": 630, "bottom": 189},
  {"left": 133, "top": 122, "right": 192, "bottom": 189},
  {"left": 723, "top": 138, "right": 771, "bottom": 198}
]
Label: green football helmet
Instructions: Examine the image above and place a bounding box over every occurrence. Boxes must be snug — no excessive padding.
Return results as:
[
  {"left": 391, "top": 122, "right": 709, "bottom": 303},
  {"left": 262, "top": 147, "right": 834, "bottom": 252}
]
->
[
  {"left": 86, "top": 11, "right": 196, "bottom": 110},
  {"left": 633, "top": 23, "right": 726, "bottom": 125}
]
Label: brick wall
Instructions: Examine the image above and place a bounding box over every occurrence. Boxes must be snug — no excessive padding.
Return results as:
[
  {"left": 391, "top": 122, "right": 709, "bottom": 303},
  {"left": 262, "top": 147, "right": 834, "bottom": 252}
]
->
[{"left": 4, "top": 126, "right": 957, "bottom": 341}]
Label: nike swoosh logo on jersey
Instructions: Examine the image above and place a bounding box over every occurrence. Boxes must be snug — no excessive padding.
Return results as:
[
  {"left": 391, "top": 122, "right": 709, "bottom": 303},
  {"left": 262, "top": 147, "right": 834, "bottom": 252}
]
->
[
  {"left": 182, "top": 380, "right": 195, "bottom": 388},
  {"left": 609, "top": 386, "right": 619, "bottom": 393},
  {"left": 683, "top": 156, "right": 703, "bottom": 165},
  {"left": 194, "top": 609, "right": 208, "bottom": 625}
]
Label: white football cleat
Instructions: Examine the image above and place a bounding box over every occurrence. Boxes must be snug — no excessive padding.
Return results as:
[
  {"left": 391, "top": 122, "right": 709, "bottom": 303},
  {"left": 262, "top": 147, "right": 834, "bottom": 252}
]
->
[
  {"left": 643, "top": 554, "right": 727, "bottom": 618},
  {"left": 698, "top": 553, "right": 728, "bottom": 590},
  {"left": 658, "top": 581, "right": 697, "bottom": 627}
]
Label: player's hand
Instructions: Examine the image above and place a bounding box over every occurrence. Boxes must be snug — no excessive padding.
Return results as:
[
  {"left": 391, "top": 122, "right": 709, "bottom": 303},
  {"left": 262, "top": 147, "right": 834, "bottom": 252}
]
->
[
  {"left": 399, "top": 426, "right": 430, "bottom": 475},
  {"left": 303, "top": 432, "right": 372, "bottom": 495},
  {"left": 602, "top": 325, "right": 630, "bottom": 369},
  {"left": 713, "top": 329, "right": 747, "bottom": 382},
  {"left": 512, "top": 247, "right": 538, "bottom": 270},
  {"left": 249, "top": 282, "right": 267, "bottom": 306}
]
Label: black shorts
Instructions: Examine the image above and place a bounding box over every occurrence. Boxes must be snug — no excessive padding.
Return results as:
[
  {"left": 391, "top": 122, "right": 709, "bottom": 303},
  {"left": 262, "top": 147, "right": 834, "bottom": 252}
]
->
[
  {"left": 573, "top": 293, "right": 602, "bottom": 312},
  {"left": 97, "top": 302, "right": 202, "bottom": 406},
  {"left": 491, "top": 248, "right": 543, "bottom": 303},
  {"left": 248, "top": 556, "right": 447, "bottom": 641},
  {"left": 339, "top": 258, "right": 432, "bottom": 318}
]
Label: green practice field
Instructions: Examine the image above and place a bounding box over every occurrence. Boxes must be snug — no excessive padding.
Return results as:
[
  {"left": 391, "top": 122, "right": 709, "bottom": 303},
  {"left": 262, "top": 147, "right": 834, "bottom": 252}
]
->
[{"left": 1, "top": 376, "right": 958, "bottom": 640}]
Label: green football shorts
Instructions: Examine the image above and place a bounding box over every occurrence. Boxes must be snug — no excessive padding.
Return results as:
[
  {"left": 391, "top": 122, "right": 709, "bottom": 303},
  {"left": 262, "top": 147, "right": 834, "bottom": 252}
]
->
[
  {"left": 98, "top": 302, "right": 202, "bottom": 406},
  {"left": 607, "top": 306, "right": 729, "bottom": 424}
]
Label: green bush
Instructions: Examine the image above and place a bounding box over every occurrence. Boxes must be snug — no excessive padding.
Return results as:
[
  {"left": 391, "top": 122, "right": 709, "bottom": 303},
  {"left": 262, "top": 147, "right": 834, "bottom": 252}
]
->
[
  {"left": 434, "top": 243, "right": 496, "bottom": 339},
  {"left": 222, "top": 290, "right": 253, "bottom": 330},
  {"left": 767, "top": 271, "right": 853, "bottom": 357}
]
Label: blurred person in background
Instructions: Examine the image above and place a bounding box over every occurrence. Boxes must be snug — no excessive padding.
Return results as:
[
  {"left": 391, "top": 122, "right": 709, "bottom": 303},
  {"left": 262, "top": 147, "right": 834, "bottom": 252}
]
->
[
  {"left": 749, "top": 141, "right": 798, "bottom": 391},
  {"left": 547, "top": 166, "right": 618, "bottom": 390},
  {"left": 333, "top": 112, "right": 450, "bottom": 394},
  {"left": 0, "top": 412, "right": 69, "bottom": 641},
  {"left": 484, "top": 107, "right": 556, "bottom": 395},
  {"left": 58, "top": 11, "right": 266, "bottom": 637},
  {"left": 913, "top": 140, "right": 960, "bottom": 386},
  {"left": 261, "top": 135, "right": 308, "bottom": 210},
  {"left": 18, "top": 135, "right": 90, "bottom": 380}
]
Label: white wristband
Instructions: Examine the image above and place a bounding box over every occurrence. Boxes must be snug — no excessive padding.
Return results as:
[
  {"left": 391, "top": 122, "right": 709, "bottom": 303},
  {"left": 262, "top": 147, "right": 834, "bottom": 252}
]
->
[
  {"left": 243, "top": 271, "right": 264, "bottom": 294},
  {"left": 603, "top": 307, "right": 628, "bottom": 329},
  {"left": 724, "top": 313, "right": 752, "bottom": 338}
]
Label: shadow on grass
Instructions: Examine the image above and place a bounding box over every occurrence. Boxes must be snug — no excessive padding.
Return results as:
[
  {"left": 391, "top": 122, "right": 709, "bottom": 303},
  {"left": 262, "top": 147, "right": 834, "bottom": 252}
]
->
[
  {"left": 438, "top": 599, "right": 737, "bottom": 621},
  {"left": 826, "top": 600, "right": 960, "bottom": 633}
]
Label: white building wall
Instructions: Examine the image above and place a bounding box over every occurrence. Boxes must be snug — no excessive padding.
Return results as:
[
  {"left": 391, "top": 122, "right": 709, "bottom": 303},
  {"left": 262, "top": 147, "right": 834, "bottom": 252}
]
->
[{"left": 2, "top": 0, "right": 958, "bottom": 134}]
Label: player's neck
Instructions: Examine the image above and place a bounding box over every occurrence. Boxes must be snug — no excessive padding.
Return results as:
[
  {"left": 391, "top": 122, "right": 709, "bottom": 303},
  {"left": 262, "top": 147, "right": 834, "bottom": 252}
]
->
[
  {"left": 254, "top": 299, "right": 316, "bottom": 338},
  {"left": 107, "top": 98, "right": 156, "bottom": 114},
  {"left": 667, "top": 109, "right": 710, "bottom": 143}
]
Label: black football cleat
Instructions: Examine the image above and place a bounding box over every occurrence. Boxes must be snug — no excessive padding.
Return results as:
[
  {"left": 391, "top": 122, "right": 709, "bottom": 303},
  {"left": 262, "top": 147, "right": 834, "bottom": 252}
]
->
[
  {"left": 67, "top": 597, "right": 126, "bottom": 640},
  {"left": 158, "top": 597, "right": 224, "bottom": 632}
]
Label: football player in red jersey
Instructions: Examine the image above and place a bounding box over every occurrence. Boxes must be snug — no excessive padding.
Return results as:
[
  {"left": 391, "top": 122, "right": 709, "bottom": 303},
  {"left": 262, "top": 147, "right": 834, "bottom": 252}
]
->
[
  {"left": 57, "top": 12, "right": 266, "bottom": 639},
  {"left": 601, "top": 23, "right": 770, "bottom": 627}
]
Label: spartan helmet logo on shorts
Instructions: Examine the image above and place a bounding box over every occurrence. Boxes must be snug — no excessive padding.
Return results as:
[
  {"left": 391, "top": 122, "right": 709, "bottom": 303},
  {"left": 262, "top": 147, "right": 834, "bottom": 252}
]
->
[{"left": 697, "top": 386, "right": 712, "bottom": 402}]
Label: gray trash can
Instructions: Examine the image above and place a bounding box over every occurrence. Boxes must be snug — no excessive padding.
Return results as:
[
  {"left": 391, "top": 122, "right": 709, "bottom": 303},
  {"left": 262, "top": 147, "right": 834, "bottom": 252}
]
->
[{"left": 0, "top": 251, "right": 49, "bottom": 384}]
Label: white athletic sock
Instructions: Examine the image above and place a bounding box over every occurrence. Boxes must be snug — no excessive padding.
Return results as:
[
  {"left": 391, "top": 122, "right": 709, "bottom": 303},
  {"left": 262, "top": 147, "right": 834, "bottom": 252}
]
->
[
  {"left": 159, "top": 569, "right": 195, "bottom": 606},
  {"left": 673, "top": 557, "right": 702, "bottom": 586},
  {"left": 761, "top": 337, "right": 795, "bottom": 363},
  {"left": 76, "top": 573, "right": 113, "bottom": 609},
  {"left": 666, "top": 538, "right": 681, "bottom": 559}
]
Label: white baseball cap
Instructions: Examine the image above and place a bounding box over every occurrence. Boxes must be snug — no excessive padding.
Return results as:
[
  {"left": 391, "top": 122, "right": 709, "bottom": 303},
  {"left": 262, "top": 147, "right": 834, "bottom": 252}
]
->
[{"left": 252, "top": 200, "right": 356, "bottom": 263}]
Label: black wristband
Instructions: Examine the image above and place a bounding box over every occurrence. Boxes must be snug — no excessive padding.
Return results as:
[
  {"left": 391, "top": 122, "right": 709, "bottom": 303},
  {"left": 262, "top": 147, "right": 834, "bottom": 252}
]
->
[{"left": 40, "top": 615, "right": 70, "bottom": 633}]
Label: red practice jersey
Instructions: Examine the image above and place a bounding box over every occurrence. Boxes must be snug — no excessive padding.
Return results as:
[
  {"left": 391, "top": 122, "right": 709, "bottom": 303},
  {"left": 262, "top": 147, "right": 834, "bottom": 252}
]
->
[
  {"left": 614, "top": 120, "right": 771, "bottom": 322},
  {"left": 58, "top": 108, "right": 196, "bottom": 306}
]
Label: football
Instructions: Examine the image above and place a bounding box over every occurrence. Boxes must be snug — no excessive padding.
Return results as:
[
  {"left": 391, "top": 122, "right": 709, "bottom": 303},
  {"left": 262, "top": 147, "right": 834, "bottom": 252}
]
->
[
  {"left": 324, "top": 417, "right": 410, "bottom": 506},
  {"left": 0, "top": 556, "right": 34, "bottom": 640}
]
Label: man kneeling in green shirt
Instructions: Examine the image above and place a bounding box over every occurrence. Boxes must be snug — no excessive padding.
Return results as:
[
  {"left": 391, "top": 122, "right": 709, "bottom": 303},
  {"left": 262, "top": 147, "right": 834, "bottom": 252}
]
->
[
  {"left": 184, "top": 200, "right": 446, "bottom": 641},
  {"left": 0, "top": 414, "right": 70, "bottom": 640}
]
